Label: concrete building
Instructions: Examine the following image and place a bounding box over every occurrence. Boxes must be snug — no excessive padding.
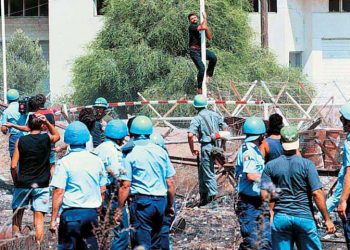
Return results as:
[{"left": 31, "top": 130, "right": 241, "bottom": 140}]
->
[
  {"left": 249, "top": 0, "right": 350, "bottom": 104},
  {"left": 1, "top": 0, "right": 349, "bottom": 104},
  {"left": 49, "top": 0, "right": 103, "bottom": 99},
  {"left": 0, "top": 0, "right": 103, "bottom": 99}
]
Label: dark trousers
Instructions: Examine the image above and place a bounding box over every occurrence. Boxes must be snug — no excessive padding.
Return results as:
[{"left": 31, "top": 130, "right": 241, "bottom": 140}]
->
[
  {"left": 343, "top": 207, "right": 350, "bottom": 249},
  {"left": 129, "top": 195, "right": 167, "bottom": 250},
  {"left": 235, "top": 195, "right": 272, "bottom": 250},
  {"left": 190, "top": 48, "right": 217, "bottom": 89},
  {"left": 58, "top": 208, "right": 98, "bottom": 250},
  {"left": 152, "top": 203, "right": 176, "bottom": 249}
]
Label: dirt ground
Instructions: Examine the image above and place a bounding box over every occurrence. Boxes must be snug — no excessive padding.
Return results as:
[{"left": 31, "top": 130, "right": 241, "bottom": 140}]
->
[{"left": 0, "top": 131, "right": 347, "bottom": 249}]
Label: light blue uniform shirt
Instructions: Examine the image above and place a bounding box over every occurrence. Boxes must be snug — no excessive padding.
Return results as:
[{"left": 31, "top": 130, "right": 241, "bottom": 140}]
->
[
  {"left": 235, "top": 142, "right": 265, "bottom": 197},
  {"left": 336, "top": 133, "right": 350, "bottom": 188},
  {"left": 50, "top": 149, "right": 108, "bottom": 210},
  {"left": 188, "top": 109, "right": 228, "bottom": 143},
  {"left": 120, "top": 139, "right": 175, "bottom": 196},
  {"left": 94, "top": 139, "right": 123, "bottom": 185},
  {"left": 0, "top": 102, "right": 21, "bottom": 134}
]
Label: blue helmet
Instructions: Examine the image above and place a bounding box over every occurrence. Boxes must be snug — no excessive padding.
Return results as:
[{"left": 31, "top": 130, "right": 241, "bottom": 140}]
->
[
  {"left": 64, "top": 121, "right": 90, "bottom": 145},
  {"left": 7, "top": 89, "right": 19, "bottom": 101},
  {"left": 150, "top": 132, "right": 165, "bottom": 148},
  {"left": 130, "top": 115, "right": 153, "bottom": 135},
  {"left": 94, "top": 97, "right": 108, "bottom": 108},
  {"left": 243, "top": 117, "right": 266, "bottom": 142},
  {"left": 193, "top": 95, "right": 207, "bottom": 108},
  {"left": 340, "top": 103, "right": 350, "bottom": 120},
  {"left": 105, "top": 119, "right": 128, "bottom": 140}
]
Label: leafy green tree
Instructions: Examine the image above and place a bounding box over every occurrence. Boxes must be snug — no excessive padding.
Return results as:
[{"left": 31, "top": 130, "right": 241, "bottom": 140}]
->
[
  {"left": 72, "top": 0, "right": 311, "bottom": 110},
  {"left": 0, "top": 29, "right": 49, "bottom": 96}
]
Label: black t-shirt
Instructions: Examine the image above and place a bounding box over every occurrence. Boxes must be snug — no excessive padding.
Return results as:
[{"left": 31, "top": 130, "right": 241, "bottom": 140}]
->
[
  {"left": 17, "top": 133, "right": 51, "bottom": 188},
  {"left": 189, "top": 24, "right": 201, "bottom": 48},
  {"left": 189, "top": 23, "right": 210, "bottom": 49}
]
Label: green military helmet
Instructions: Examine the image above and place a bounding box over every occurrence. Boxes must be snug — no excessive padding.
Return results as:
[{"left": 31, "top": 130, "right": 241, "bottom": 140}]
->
[
  {"left": 280, "top": 126, "right": 299, "bottom": 151},
  {"left": 94, "top": 97, "right": 108, "bottom": 108},
  {"left": 193, "top": 95, "right": 207, "bottom": 108},
  {"left": 7, "top": 89, "right": 19, "bottom": 101}
]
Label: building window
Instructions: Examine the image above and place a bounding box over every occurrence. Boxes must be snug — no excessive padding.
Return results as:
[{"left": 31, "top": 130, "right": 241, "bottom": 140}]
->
[
  {"left": 249, "top": 0, "right": 277, "bottom": 13},
  {"left": 0, "top": 0, "right": 48, "bottom": 16},
  {"left": 10, "top": 0, "right": 23, "bottom": 16},
  {"left": 39, "top": 0, "right": 48, "bottom": 16},
  {"left": 289, "top": 52, "right": 303, "bottom": 68},
  {"left": 268, "top": 0, "right": 277, "bottom": 12},
  {"left": 250, "top": 0, "right": 259, "bottom": 12},
  {"left": 343, "top": 0, "right": 350, "bottom": 11},
  {"left": 329, "top": 0, "right": 350, "bottom": 12},
  {"left": 26, "top": 0, "right": 38, "bottom": 16},
  {"left": 95, "top": 0, "right": 106, "bottom": 15}
]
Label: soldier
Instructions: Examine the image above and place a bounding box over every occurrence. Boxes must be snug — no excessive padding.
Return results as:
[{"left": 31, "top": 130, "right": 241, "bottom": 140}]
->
[
  {"left": 49, "top": 121, "right": 107, "bottom": 249},
  {"left": 94, "top": 119, "right": 129, "bottom": 250},
  {"left": 150, "top": 132, "right": 175, "bottom": 250},
  {"left": 92, "top": 97, "right": 112, "bottom": 148},
  {"left": 187, "top": 95, "right": 228, "bottom": 206},
  {"left": 0, "top": 89, "right": 22, "bottom": 158},
  {"left": 337, "top": 103, "right": 350, "bottom": 249},
  {"left": 115, "top": 116, "right": 176, "bottom": 250},
  {"left": 235, "top": 117, "right": 271, "bottom": 250}
]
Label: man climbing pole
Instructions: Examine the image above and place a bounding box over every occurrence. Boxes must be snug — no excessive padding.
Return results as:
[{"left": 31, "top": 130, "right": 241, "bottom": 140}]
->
[{"left": 188, "top": 11, "right": 217, "bottom": 94}]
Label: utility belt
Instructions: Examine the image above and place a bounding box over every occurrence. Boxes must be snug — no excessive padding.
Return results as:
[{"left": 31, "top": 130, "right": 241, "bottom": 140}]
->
[
  {"left": 62, "top": 207, "right": 97, "bottom": 213},
  {"left": 129, "top": 193, "right": 166, "bottom": 201}
]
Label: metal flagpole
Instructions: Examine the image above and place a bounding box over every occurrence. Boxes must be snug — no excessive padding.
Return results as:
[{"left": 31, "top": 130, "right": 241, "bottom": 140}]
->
[
  {"left": 199, "top": 0, "right": 207, "bottom": 97},
  {"left": 1, "top": 0, "right": 7, "bottom": 104}
]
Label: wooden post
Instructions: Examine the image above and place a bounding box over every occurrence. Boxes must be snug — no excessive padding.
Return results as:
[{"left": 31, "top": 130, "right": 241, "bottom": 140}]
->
[{"left": 260, "top": 0, "right": 268, "bottom": 48}]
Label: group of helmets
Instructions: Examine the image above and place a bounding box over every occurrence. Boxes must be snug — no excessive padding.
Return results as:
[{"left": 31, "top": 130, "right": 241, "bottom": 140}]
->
[{"left": 64, "top": 114, "right": 164, "bottom": 146}]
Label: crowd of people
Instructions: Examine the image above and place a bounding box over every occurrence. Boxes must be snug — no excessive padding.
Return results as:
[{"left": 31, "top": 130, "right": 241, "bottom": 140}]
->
[{"left": 1, "top": 90, "right": 350, "bottom": 250}]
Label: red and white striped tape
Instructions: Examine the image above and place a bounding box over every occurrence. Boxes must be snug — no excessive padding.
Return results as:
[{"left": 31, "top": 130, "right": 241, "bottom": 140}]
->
[{"left": 57, "top": 99, "right": 264, "bottom": 114}]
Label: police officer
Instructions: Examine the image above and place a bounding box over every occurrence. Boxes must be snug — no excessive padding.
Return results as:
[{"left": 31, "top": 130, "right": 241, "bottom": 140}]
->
[
  {"left": 188, "top": 95, "right": 228, "bottom": 206},
  {"left": 115, "top": 116, "right": 176, "bottom": 250},
  {"left": 50, "top": 121, "right": 107, "bottom": 249},
  {"left": 94, "top": 119, "right": 129, "bottom": 250},
  {"left": 150, "top": 132, "right": 175, "bottom": 250},
  {"left": 92, "top": 97, "right": 112, "bottom": 147},
  {"left": 235, "top": 117, "right": 271, "bottom": 250},
  {"left": 0, "top": 89, "right": 22, "bottom": 158},
  {"left": 337, "top": 103, "right": 350, "bottom": 249}
]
